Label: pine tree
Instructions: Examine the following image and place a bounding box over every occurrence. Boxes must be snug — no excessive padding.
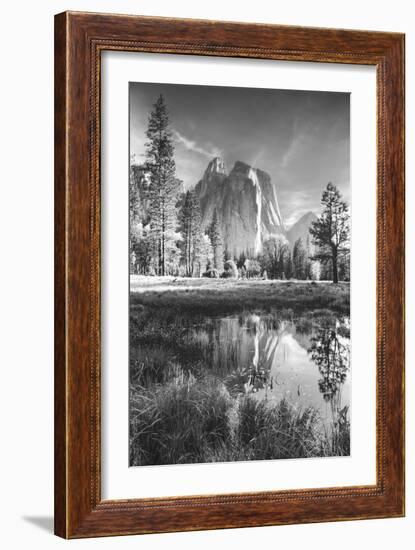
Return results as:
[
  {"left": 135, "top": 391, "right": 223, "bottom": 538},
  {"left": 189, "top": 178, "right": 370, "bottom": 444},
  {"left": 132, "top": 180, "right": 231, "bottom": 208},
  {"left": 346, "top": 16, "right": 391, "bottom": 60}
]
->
[
  {"left": 178, "top": 190, "right": 203, "bottom": 277},
  {"left": 309, "top": 183, "right": 350, "bottom": 283},
  {"left": 129, "top": 160, "right": 141, "bottom": 227},
  {"left": 145, "top": 95, "right": 180, "bottom": 275},
  {"left": 207, "top": 208, "right": 224, "bottom": 271},
  {"left": 129, "top": 159, "right": 142, "bottom": 271}
]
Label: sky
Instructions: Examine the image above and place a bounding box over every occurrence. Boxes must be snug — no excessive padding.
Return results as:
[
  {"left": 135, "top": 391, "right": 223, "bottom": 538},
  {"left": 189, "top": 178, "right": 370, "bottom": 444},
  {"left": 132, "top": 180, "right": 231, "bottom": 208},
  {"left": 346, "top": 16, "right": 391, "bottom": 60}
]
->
[{"left": 130, "top": 82, "right": 350, "bottom": 227}]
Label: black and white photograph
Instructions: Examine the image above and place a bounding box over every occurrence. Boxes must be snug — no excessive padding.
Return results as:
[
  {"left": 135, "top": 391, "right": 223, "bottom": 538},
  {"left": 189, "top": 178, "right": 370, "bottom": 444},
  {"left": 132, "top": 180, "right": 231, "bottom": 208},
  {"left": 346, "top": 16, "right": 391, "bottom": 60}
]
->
[
  {"left": 128, "top": 82, "right": 351, "bottom": 467},
  {"left": 0, "top": 0, "right": 409, "bottom": 545}
]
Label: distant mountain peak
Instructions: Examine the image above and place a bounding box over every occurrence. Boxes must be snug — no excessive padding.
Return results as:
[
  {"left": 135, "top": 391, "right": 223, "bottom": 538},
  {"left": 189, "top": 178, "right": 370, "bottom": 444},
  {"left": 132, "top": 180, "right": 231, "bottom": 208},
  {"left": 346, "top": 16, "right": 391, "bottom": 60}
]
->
[
  {"left": 230, "top": 160, "right": 251, "bottom": 173},
  {"left": 205, "top": 157, "right": 227, "bottom": 176},
  {"left": 230, "top": 161, "right": 270, "bottom": 183},
  {"left": 287, "top": 211, "right": 318, "bottom": 249},
  {"left": 299, "top": 210, "right": 318, "bottom": 221}
]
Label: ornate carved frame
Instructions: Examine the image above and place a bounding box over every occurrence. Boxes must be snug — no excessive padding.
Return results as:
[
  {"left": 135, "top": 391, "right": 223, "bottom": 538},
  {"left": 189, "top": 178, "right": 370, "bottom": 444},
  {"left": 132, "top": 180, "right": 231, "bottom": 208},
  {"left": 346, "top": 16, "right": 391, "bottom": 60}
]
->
[{"left": 54, "top": 11, "right": 405, "bottom": 538}]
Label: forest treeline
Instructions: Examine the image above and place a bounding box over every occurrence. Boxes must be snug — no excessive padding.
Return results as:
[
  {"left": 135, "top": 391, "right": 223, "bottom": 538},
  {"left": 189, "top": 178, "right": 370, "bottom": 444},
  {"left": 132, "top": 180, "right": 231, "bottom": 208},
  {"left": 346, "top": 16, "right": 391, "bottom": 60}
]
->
[{"left": 130, "top": 95, "right": 350, "bottom": 283}]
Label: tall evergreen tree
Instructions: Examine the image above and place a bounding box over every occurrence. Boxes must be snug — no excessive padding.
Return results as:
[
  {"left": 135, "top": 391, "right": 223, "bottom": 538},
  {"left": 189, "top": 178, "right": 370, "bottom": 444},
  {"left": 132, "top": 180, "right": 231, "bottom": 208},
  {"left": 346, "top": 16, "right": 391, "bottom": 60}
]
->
[
  {"left": 145, "top": 95, "right": 180, "bottom": 275},
  {"left": 178, "top": 190, "right": 203, "bottom": 277},
  {"left": 129, "top": 161, "right": 141, "bottom": 227},
  {"left": 207, "top": 208, "right": 224, "bottom": 271},
  {"left": 309, "top": 183, "right": 350, "bottom": 283}
]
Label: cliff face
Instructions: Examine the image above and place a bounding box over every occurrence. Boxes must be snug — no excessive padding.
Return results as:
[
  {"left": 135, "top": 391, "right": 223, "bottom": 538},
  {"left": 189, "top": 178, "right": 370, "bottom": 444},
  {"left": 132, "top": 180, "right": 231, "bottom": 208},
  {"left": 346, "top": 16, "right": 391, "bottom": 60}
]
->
[{"left": 195, "top": 158, "right": 285, "bottom": 257}]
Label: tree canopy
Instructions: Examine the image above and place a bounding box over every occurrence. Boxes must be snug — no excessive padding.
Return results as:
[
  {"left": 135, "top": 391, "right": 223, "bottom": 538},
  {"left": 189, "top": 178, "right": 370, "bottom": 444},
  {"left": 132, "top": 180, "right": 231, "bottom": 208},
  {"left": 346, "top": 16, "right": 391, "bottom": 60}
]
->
[
  {"left": 145, "top": 95, "right": 181, "bottom": 275},
  {"left": 309, "top": 183, "right": 350, "bottom": 283}
]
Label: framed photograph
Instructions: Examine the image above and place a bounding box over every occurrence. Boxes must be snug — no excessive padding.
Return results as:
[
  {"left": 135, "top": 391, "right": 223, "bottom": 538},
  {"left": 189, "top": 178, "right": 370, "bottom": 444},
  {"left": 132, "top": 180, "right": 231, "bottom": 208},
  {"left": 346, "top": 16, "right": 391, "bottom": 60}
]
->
[{"left": 54, "top": 11, "right": 405, "bottom": 538}]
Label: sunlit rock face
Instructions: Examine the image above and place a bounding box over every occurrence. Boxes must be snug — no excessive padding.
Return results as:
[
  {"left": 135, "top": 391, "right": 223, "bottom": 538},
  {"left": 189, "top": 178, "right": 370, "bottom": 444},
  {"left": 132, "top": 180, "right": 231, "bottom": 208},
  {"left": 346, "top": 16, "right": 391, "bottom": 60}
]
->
[
  {"left": 195, "top": 158, "right": 228, "bottom": 225},
  {"left": 195, "top": 157, "right": 285, "bottom": 258},
  {"left": 204, "top": 156, "right": 227, "bottom": 177}
]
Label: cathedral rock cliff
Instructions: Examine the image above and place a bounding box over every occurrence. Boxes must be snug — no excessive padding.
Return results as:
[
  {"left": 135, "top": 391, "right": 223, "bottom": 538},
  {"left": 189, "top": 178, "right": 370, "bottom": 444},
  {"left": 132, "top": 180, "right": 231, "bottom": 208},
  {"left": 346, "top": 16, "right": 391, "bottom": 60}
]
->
[{"left": 195, "top": 157, "right": 285, "bottom": 257}]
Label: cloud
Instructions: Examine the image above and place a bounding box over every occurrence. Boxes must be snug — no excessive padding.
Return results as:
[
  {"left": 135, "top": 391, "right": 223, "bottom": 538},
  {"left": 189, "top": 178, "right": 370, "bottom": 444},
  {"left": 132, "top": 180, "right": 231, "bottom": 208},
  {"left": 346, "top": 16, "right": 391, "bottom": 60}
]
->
[
  {"left": 280, "top": 133, "right": 307, "bottom": 169},
  {"left": 173, "top": 130, "right": 222, "bottom": 159}
]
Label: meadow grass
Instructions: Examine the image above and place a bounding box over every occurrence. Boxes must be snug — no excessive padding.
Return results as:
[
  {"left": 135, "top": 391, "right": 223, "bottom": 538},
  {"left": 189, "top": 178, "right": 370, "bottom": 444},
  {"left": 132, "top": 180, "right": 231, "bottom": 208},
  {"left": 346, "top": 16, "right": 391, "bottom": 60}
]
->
[
  {"left": 129, "top": 376, "right": 232, "bottom": 466},
  {"left": 129, "top": 374, "right": 350, "bottom": 466},
  {"left": 130, "top": 276, "right": 350, "bottom": 316}
]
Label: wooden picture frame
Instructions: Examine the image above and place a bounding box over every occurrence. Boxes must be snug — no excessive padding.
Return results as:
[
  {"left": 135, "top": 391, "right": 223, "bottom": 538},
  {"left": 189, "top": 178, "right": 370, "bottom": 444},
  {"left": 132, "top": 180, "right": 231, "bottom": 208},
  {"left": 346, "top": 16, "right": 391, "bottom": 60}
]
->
[{"left": 54, "top": 11, "right": 405, "bottom": 538}]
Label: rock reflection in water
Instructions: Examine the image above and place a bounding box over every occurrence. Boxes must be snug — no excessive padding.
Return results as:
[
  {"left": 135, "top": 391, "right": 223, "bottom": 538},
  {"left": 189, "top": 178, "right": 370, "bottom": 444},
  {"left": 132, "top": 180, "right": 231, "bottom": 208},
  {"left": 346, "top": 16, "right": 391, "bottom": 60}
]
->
[{"left": 193, "top": 312, "right": 350, "bottom": 423}]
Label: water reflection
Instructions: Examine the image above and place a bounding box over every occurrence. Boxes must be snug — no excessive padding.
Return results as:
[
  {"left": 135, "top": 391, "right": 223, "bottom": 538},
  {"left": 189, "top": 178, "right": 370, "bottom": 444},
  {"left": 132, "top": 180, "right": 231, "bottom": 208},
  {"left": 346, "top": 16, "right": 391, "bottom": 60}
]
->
[
  {"left": 131, "top": 308, "right": 351, "bottom": 424},
  {"left": 190, "top": 312, "right": 350, "bottom": 422},
  {"left": 308, "top": 323, "right": 350, "bottom": 440},
  {"left": 309, "top": 325, "right": 349, "bottom": 402}
]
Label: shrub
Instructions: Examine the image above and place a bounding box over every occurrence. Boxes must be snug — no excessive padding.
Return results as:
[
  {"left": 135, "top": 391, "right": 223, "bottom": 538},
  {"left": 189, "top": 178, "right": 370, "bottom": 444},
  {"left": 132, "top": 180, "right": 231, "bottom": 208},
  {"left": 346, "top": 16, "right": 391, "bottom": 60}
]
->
[
  {"left": 223, "top": 260, "right": 238, "bottom": 278},
  {"left": 245, "top": 259, "right": 261, "bottom": 279},
  {"left": 202, "top": 268, "right": 220, "bottom": 278}
]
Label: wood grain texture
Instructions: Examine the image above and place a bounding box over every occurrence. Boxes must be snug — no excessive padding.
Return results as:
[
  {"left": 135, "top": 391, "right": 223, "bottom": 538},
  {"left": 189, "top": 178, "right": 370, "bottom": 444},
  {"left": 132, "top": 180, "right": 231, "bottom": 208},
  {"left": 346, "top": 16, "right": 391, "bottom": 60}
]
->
[
  {"left": 54, "top": 11, "right": 68, "bottom": 539},
  {"left": 54, "top": 11, "right": 405, "bottom": 539}
]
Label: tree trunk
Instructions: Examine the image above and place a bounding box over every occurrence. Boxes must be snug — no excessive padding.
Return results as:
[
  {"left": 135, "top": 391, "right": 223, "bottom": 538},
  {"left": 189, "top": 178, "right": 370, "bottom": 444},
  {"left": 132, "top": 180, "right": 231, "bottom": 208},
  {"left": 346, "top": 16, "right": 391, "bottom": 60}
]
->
[
  {"left": 158, "top": 238, "right": 162, "bottom": 276},
  {"left": 332, "top": 247, "right": 338, "bottom": 283},
  {"left": 161, "top": 217, "right": 165, "bottom": 276}
]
